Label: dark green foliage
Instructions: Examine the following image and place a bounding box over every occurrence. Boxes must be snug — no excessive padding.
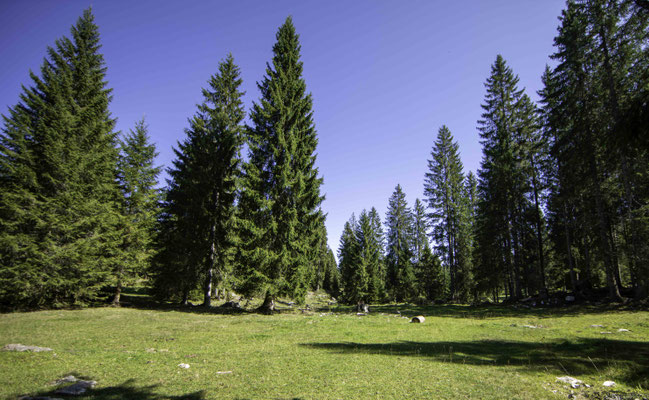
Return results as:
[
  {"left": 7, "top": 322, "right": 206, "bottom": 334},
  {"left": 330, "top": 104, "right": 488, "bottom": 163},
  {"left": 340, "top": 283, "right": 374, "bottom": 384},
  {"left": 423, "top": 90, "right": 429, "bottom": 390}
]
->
[
  {"left": 385, "top": 185, "right": 416, "bottom": 302},
  {"left": 541, "top": 0, "right": 649, "bottom": 300},
  {"left": 112, "top": 119, "right": 161, "bottom": 304},
  {"left": 474, "top": 55, "right": 546, "bottom": 301},
  {"left": 424, "top": 126, "right": 471, "bottom": 300},
  {"left": 238, "top": 17, "right": 324, "bottom": 307},
  {"left": 338, "top": 216, "right": 365, "bottom": 303},
  {"left": 152, "top": 55, "right": 245, "bottom": 305},
  {"left": 0, "top": 9, "right": 121, "bottom": 308}
]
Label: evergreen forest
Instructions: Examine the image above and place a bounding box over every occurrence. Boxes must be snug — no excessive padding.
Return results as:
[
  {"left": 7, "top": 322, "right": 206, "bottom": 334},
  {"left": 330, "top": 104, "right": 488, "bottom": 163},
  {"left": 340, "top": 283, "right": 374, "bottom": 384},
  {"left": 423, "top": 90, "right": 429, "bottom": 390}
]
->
[{"left": 2, "top": 1, "right": 649, "bottom": 312}]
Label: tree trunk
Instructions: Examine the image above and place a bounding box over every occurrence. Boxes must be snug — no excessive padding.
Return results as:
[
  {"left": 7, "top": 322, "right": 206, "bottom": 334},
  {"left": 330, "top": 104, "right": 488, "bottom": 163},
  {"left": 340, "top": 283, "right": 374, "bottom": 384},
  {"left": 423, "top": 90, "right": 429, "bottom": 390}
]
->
[
  {"left": 258, "top": 291, "right": 275, "bottom": 314},
  {"left": 563, "top": 206, "right": 577, "bottom": 294},
  {"left": 112, "top": 278, "right": 122, "bottom": 306},
  {"left": 203, "top": 267, "right": 213, "bottom": 307},
  {"left": 531, "top": 162, "right": 547, "bottom": 291}
]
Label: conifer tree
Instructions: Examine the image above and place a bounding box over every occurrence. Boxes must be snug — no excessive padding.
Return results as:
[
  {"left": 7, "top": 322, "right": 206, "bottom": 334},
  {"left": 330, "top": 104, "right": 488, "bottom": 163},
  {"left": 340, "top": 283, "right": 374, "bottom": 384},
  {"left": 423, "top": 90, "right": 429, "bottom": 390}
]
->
[
  {"left": 0, "top": 9, "right": 120, "bottom": 308},
  {"left": 475, "top": 55, "right": 542, "bottom": 300},
  {"left": 385, "top": 185, "right": 416, "bottom": 301},
  {"left": 338, "top": 216, "right": 365, "bottom": 303},
  {"left": 239, "top": 17, "right": 324, "bottom": 311},
  {"left": 424, "top": 125, "right": 466, "bottom": 300},
  {"left": 113, "top": 119, "right": 161, "bottom": 305},
  {"left": 153, "top": 55, "right": 244, "bottom": 305}
]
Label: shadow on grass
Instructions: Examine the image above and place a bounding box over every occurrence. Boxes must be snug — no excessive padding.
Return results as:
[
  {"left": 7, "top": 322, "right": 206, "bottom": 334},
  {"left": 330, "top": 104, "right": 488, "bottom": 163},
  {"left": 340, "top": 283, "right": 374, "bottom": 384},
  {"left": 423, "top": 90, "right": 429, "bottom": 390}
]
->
[
  {"left": 19, "top": 378, "right": 205, "bottom": 400},
  {"left": 303, "top": 338, "right": 649, "bottom": 388}
]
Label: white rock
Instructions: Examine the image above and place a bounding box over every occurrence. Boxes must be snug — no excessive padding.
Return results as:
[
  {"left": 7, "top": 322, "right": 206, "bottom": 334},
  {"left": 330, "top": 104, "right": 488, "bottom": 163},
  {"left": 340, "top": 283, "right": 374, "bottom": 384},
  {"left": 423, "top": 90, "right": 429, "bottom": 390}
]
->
[
  {"left": 522, "top": 324, "right": 538, "bottom": 329},
  {"left": 602, "top": 381, "right": 616, "bottom": 387},
  {"left": 591, "top": 324, "right": 604, "bottom": 328},
  {"left": 178, "top": 363, "right": 190, "bottom": 369},
  {"left": 557, "top": 376, "right": 583, "bottom": 387},
  {"left": 2, "top": 343, "right": 52, "bottom": 352},
  {"left": 618, "top": 328, "right": 629, "bottom": 332},
  {"left": 411, "top": 316, "right": 425, "bottom": 323}
]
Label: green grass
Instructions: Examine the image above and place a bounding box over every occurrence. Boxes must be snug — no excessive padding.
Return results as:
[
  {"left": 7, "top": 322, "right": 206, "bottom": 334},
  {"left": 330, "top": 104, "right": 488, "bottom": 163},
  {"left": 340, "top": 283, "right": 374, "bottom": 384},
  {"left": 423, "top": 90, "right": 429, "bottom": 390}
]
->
[{"left": 1, "top": 295, "right": 648, "bottom": 399}]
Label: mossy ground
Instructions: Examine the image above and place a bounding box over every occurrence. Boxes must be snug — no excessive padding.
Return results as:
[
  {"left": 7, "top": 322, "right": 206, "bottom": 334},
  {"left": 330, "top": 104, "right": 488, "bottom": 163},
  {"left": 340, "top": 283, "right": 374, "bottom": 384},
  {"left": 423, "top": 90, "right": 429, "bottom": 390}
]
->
[{"left": 1, "top": 292, "right": 648, "bottom": 399}]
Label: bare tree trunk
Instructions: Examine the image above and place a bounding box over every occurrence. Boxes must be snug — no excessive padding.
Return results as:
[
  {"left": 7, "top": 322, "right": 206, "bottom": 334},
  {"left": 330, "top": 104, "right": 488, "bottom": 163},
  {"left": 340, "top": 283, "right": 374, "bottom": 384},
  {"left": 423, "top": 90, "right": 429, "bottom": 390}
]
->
[
  {"left": 531, "top": 163, "right": 547, "bottom": 291},
  {"left": 258, "top": 291, "right": 275, "bottom": 314},
  {"left": 563, "top": 206, "right": 577, "bottom": 294},
  {"left": 112, "top": 276, "right": 122, "bottom": 306}
]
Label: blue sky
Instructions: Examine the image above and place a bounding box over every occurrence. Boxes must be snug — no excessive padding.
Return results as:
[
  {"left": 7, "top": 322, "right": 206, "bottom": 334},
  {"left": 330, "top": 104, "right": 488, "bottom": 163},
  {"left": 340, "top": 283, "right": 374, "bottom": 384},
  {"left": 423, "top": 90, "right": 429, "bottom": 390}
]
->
[{"left": 1, "top": 1, "right": 566, "bottom": 255}]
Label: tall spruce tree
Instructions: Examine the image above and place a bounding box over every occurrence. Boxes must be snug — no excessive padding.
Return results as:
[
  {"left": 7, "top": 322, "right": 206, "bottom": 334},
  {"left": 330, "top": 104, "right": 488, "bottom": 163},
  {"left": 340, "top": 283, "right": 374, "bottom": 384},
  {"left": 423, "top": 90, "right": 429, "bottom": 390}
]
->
[
  {"left": 0, "top": 9, "right": 120, "bottom": 308},
  {"left": 338, "top": 215, "right": 365, "bottom": 303},
  {"left": 239, "top": 17, "right": 324, "bottom": 312},
  {"left": 153, "top": 55, "right": 245, "bottom": 306},
  {"left": 424, "top": 125, "right": 466, "bottom": 300},
  {"left": 385, "top": 184, "right": 416, "bottom": 302},
  {"left": 475, "top": 55, "right": 542, "bottom": 300},
  {"left": 112, "top": 119, "right": 161, "bottom": 305}
]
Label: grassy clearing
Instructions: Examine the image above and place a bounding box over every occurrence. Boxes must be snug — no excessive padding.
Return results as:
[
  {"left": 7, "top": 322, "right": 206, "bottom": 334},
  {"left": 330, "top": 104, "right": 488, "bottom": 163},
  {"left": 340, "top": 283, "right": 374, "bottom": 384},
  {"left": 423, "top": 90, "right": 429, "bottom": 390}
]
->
[{"left": 1, "top": 295, "right": 648, "bottom": 399}]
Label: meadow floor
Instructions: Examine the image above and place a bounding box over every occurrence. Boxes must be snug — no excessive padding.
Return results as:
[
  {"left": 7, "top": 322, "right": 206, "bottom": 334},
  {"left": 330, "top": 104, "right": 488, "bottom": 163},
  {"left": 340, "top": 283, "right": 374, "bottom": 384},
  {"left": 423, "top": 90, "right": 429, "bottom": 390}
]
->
[{"left": 1, "top": 296, "right": 648, "bottom": 399}]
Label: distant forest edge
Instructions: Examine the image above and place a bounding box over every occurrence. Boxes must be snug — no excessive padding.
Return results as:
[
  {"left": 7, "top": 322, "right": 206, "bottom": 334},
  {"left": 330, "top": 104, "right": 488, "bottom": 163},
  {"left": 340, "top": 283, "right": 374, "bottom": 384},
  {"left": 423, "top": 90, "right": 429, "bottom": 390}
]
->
[{"left": 1, "top": 1, "right": 648, "bottom": 311}]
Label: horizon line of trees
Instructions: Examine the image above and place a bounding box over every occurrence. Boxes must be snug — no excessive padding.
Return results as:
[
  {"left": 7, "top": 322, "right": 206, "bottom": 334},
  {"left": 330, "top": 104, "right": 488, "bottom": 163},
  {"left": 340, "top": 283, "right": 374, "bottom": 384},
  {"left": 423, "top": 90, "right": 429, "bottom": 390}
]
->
[{"left": 2, "top": 1, "right": 648, "bottom": 311}]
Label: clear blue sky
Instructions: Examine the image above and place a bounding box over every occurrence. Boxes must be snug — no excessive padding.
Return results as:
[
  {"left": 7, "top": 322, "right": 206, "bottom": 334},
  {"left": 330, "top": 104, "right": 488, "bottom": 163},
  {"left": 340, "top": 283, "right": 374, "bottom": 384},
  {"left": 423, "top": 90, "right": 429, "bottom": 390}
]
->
[{"left": 1, "top": 1, "right": 566, "bottom": 256}]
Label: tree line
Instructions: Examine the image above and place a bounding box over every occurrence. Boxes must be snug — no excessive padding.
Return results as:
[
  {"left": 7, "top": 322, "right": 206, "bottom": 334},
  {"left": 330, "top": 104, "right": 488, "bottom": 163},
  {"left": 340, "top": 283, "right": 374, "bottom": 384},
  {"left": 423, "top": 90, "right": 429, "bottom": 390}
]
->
[
  {"left": 1, "top": 1, "right": 648, "bottom": 311},
  {"left": 337, "top": 0, "right": 649, "bottom": 304},
  {"left": 0, "top": 10, "right": 335, "bottom": 311}
]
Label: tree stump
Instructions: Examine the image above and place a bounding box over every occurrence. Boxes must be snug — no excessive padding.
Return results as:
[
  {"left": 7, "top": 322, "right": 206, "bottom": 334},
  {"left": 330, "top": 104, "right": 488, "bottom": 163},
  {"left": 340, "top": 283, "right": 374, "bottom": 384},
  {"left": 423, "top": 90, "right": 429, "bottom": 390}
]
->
[{"left": 410, "top": 315, "right": 425, "bottom": 323}]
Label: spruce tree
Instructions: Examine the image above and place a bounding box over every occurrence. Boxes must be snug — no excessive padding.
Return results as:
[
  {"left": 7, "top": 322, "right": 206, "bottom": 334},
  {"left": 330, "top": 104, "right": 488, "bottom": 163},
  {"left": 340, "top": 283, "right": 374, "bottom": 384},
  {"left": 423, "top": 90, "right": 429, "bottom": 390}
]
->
[
  {"left": 153, "top": 55, "right": 245, "bottom": 305},
  {"left": 338, "top": 216, "right": 364, "bottom": 303},
  {"left": 0, "top": 9, "right": 120, "bottom": 308},
  {"left": 113, "top": 119, "right": 161, "bottom": 305},
  {"left": 239, "top": 17, "right": 324, "bottom": 311},
  {"left": 385, "top": 184, "right": 416, "bottom": 302},
  {"left": 424, "top": 125, "right": 466, "bottom": 300},
  {"left": 474, "top": 55, "right": 542, "bottom": 301}
]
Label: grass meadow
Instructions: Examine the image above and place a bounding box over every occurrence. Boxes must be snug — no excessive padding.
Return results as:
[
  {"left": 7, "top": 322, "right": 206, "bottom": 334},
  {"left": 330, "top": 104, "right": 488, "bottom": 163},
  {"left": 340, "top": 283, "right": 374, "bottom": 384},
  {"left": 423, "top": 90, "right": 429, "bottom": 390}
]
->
[{"left": 1, "top": 292, "right": 648, "bottom": 399}]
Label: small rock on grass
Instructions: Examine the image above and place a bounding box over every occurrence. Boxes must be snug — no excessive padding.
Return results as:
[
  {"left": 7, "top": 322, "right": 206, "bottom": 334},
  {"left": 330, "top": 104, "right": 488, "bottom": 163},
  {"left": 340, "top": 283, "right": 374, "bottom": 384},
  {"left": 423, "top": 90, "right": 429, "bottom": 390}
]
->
[
  {"left": 591, "top": 324, "right": 605, "bottom": 328},
  {"left": 410, "top": 316, "right": 425, "bottom": 323},
  {"left": 3, "top": 344, "right": 52, "bottom": 352},
  {"left": 557, "top": 376, "right": 583, "bottom": 388},
  {"left": 178, "top": 363, "right": 190, "bottom": 369},
  {"left": 48, "top": 375, "right": 77, "bottom": 386},
  {"left": 54, "top": 380, "right": 96, "bottom": 395},
  {"left": 618, "top": 328, "right": 630, "bottom": 332},
  {"left": 602, "top": 381, "right": 616, "bottom": 387}
]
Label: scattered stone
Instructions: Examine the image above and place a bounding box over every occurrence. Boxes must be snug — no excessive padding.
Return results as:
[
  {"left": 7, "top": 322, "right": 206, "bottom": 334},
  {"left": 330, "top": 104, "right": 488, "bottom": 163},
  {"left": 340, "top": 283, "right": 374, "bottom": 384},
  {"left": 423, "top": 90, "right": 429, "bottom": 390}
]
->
[
  {"left": 216, "top": 371, "right": 232, "bottom": 374},
  {"left": 145, "top": 348, "right": 156, "bottom": 353},
  {"left": 54, "top": 380, "right": 96, "bottom": 395},
  {"left": 411, "top": 316, "right": 425, "bottom": 323},
  {"left": 3, "top": 344, "right": 52, "bottom": 352},
  {"left": 600, "top": 331, "right": 613, "bottom": 334},
  {"left": 356, "top": 312, "right": 366, "bottom": 316},
  {"left": 48, "top": 375, "right": 77, "bottom": 386},
  {"left": 591, "top": 324, "right": 605, "bottom": 328},
  {"left": 159, "top": 349, "right": 169, "bottom": 352},
  {"left": 522, "top": 324, "right": 539, "bottom": 329},
  {"left": 603, "top": 381, "right": 616, "bottom": 387},
  {"left": 618, "top": 328, "right": 630, "bottom": 332},
  {"left": 557, "top": 376, "right": 583, "bottom": 389},
  {"left": 222, "top": 301, "right": 241, "bottom": 309},
  {"left": 565, "top": 295, "right": 576, "bottom": 302},
  {"left": 178, "top": 363, "right": 190, "bottom": 369},
  {"left": 356, "top": 302, "right": 369, "bottom": 314}
]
